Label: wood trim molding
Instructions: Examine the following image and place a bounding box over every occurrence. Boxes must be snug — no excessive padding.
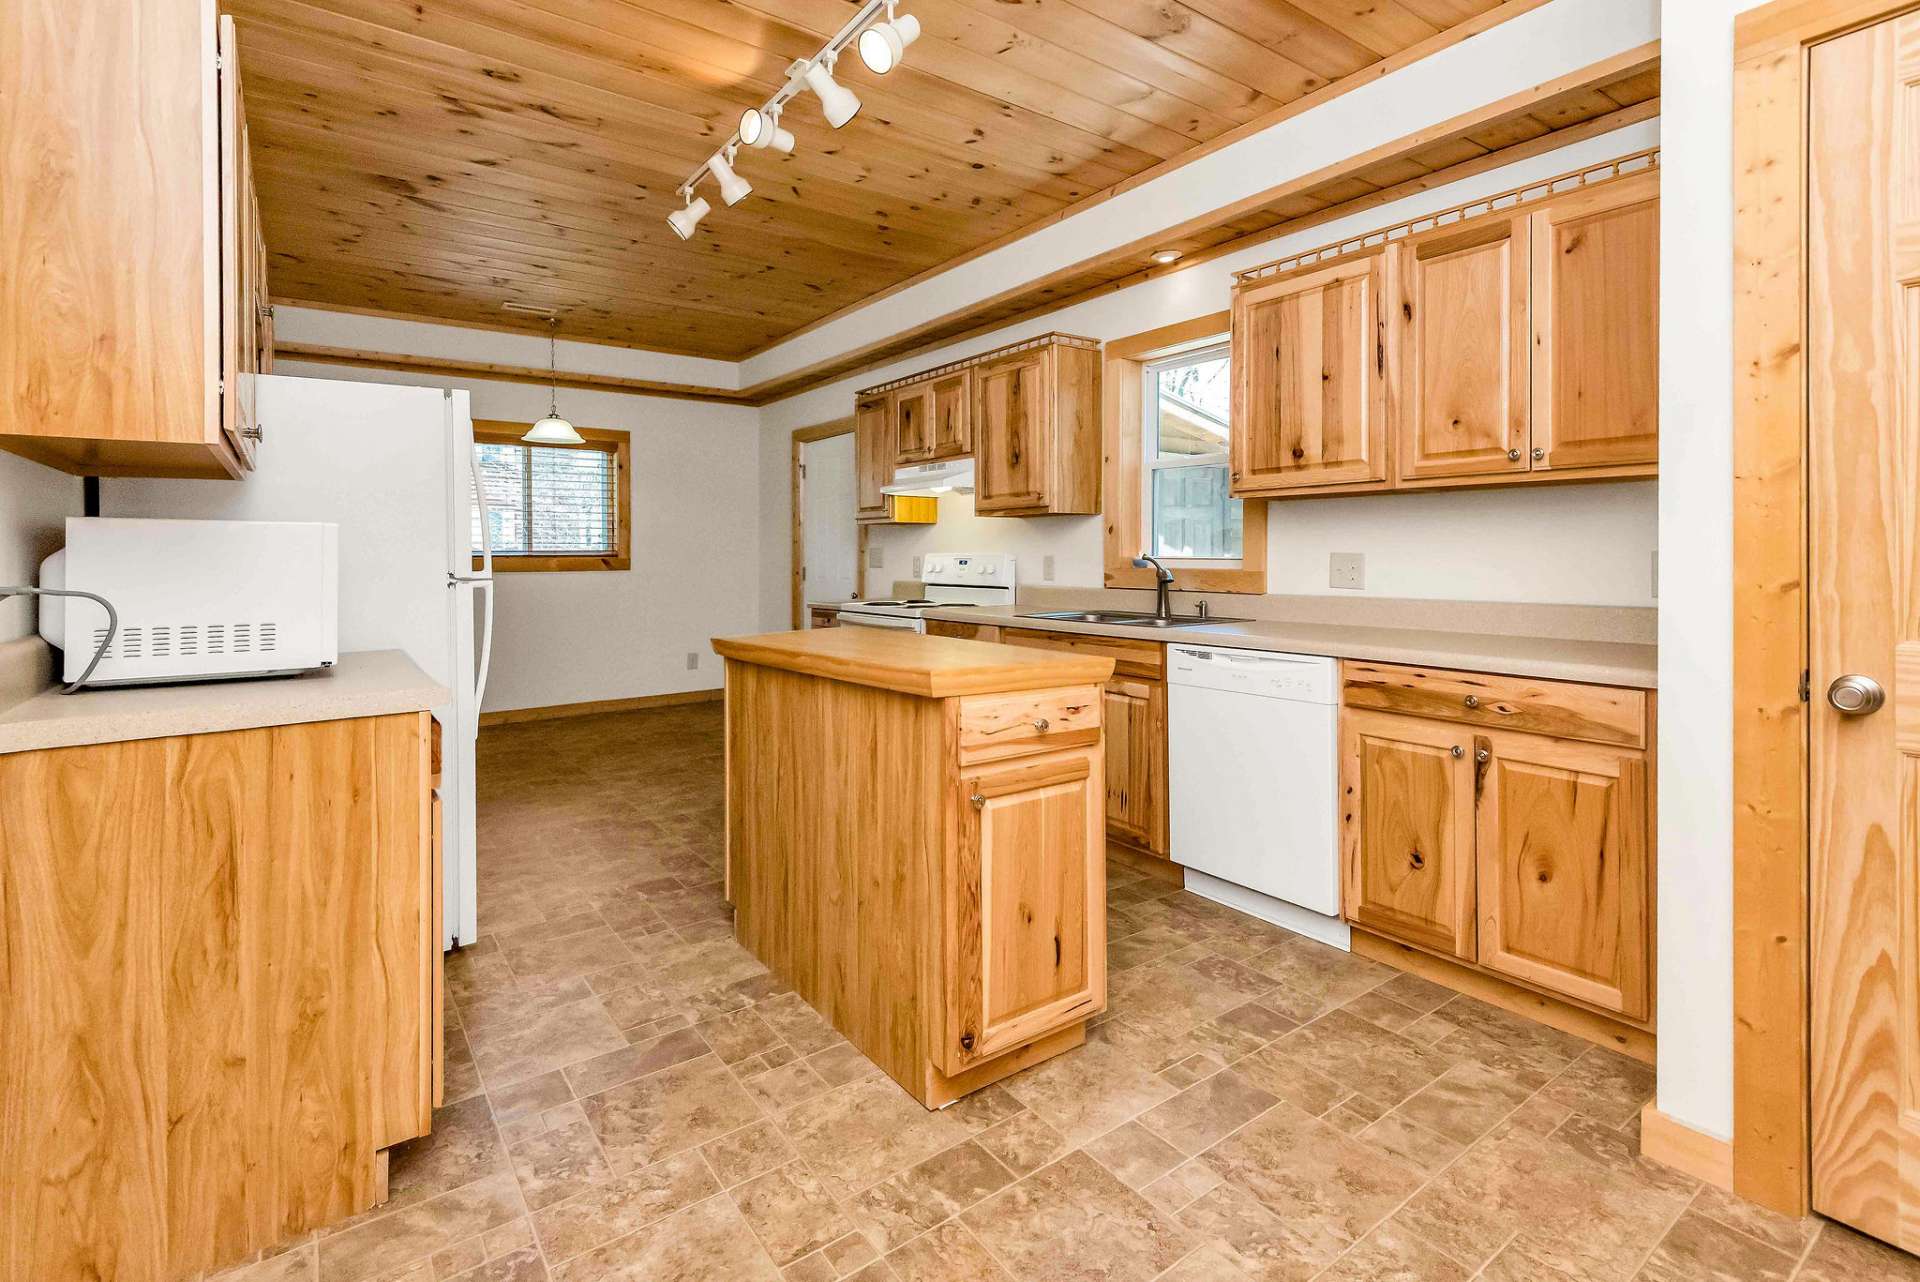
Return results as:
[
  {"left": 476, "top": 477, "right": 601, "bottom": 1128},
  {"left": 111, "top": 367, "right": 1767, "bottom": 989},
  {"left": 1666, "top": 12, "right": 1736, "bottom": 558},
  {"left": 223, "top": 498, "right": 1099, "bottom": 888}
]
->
[
  {"left": 789, "top": 417, "right": 862, "bottom": 629},
  {"left": 1728, "top": 0, "right": 1920, "bottom": 1221},
  {"left": 276, "top": 343, "right": 757, "bottom": 406},
  {"left": 477, "top": 688, "right": 721, "bottom": 728},
  {"left": 1102, "top": 312, "right": 1268, "bottom": 595},
  {"left": 470, "top": 420, "right": 631, "bottom": 573},
  {"left": 1641, "top": 1104, "right": 1735, "bottom": 1191}
]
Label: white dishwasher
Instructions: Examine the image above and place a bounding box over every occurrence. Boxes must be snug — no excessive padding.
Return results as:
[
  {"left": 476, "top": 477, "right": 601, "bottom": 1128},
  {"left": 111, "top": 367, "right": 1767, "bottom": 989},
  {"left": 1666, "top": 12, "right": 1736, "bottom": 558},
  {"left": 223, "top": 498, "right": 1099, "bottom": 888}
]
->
[{"left": 1167, "top": 643, "right": 1350, "bottom": 949}]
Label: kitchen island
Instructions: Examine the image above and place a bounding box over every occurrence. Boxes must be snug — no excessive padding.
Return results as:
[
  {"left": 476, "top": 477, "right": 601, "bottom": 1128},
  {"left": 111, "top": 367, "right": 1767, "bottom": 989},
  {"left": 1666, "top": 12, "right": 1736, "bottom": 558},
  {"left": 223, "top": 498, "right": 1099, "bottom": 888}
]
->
[{"left": 711, "top": 627, "right": 1115, "bottom": 1107}]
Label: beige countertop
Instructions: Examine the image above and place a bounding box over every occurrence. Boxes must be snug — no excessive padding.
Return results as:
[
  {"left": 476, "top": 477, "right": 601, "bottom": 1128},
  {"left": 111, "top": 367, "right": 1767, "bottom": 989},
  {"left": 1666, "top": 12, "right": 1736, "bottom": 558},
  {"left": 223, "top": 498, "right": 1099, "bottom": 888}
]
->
[
  {"left": 0, "top": 650, "right": 449, "bottom": 755},
  {"left": 712, "top": 627, "right": 1114, "bottom": 697},
  {"left": 924, "top": 606, "right": 1658, "bottom": 688}
]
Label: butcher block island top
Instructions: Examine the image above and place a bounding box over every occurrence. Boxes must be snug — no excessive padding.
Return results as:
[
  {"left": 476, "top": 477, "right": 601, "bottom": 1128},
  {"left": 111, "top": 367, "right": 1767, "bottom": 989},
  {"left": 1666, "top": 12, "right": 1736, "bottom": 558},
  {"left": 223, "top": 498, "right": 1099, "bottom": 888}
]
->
[{"left": 712, "top": 629, "right": 1116, "bottom": 1108}]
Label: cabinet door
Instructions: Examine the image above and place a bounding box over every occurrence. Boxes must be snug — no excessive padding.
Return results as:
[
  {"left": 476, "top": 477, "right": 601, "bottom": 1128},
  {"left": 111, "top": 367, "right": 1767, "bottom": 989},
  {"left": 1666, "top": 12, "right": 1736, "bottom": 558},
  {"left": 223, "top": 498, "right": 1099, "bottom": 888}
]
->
[
  {"left": 930, "top": 371, "right": 972, "bottom": 459},
  {"left": 943, "top": 749, "right": 1105, "bottom": 1073},
  {"left": 1475, "top": 730, "right": 1649, "bottom": 1019},
  {"left": 894, "top": 381, "right": 935, "bottom": 464},
  {"left": 855, "top": 395, "right": 894, "bottom": 523},
  {"left": 1529, "top": 174, "right": 1660, "bottom": 472},
  {"left": 1104, "top": 677, "right": 1167, "bottom": 856},
  {"left": 973, "top": 348, "right": 1052, "bottom": 513},
  {"left": 217, "top": 16, "right": 258, "bottom": 469},
  {"left": 1393, "top": 218, "right": 1529, "bottom": 481},
  {"left": 1232, "top": 252, "right": 1390, "bottom": 493},
  {"left": 1339, "top": 709, "right": 1476, "bottom": 959}
]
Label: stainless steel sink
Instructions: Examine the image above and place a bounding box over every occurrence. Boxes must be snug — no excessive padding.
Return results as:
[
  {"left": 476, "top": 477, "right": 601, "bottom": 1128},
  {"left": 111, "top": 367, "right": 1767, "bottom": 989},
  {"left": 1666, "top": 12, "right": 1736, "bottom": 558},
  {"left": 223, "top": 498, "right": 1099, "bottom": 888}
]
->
[{"left": 1017, "top": 609, "right": 1251, "bottom": 628}]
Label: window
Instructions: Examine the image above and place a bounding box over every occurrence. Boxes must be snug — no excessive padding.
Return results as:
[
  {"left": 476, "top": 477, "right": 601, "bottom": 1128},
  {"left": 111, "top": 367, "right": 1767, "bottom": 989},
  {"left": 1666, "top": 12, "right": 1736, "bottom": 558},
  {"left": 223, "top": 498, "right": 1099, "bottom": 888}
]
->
[
  {"left": 1142, "top": 341, "right": 1241, "bottom": 561},
  {"left": 470, "top": 421, "right": 630, "bottom": 572}
]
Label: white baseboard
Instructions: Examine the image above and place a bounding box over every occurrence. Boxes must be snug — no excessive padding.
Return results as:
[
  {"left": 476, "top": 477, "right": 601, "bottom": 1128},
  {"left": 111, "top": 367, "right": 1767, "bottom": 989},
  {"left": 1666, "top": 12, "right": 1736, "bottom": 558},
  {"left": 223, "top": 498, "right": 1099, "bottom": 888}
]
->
[{"left": 1184, "top": 871, "right": 1352, "bottom": 951}]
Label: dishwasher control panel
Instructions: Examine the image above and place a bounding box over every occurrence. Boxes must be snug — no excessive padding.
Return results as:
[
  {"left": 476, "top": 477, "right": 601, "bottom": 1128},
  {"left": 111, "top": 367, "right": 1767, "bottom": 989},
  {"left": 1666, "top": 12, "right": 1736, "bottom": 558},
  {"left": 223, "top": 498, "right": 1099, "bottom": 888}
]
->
[{"left": 1167, "top": 645, "right": 1337, "bottom": 703}]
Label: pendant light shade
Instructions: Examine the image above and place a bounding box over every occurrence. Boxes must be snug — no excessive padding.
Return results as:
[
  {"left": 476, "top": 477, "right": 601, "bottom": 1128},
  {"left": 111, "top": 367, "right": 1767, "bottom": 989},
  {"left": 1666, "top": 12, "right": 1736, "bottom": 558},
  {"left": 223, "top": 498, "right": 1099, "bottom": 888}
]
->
[
  {"left": 801, "top": 58, "right": 861, "bottom": 129},
  {"left": 523, "top": 322, "right": 584, "bottom": 446}
]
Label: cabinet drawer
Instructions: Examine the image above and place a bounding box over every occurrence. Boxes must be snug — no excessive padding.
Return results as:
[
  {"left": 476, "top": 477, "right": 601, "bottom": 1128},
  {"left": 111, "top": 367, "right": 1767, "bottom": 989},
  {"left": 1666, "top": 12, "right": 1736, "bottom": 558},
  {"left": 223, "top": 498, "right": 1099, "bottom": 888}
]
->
[
  {"left": 957, "top": 685, "right": 1103, "bottom": 763},
  {"left": 1000, "top": 628, "right": 1164, "bottom": 680},
  {"left": 1341, "top": 661, "right": 1646, "bottom": 749},
  {"left": 927, "top": 620, "right": 1002, "bottom": 642}
]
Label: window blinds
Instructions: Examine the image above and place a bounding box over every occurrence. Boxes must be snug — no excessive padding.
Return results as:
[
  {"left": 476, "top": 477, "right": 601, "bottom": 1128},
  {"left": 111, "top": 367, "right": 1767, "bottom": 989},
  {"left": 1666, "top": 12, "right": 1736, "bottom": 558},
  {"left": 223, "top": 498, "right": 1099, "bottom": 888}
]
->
[{"left": 473, "top": 441, "right": 617, "bottom": 556}]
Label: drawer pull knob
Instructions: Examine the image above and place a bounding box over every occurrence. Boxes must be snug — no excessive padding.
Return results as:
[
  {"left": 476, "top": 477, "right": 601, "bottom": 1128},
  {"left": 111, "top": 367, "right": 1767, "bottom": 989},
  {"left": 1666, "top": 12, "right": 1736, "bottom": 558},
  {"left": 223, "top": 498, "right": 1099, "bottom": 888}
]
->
[
  {"left": 970, "top": 793, "right": 986, "bottom": 810},
  {"left": 960, "top": 1031, "right": 976, "bottom": 1052},
  {"left": 1450, "top": 745, "right": 1464, "bottom": 759},
  {"left": 1532, "top": 447, "right": 1545, "bottom": 461},
  {"left": 1463, "top": 695, "right": 1480, "bottom": 709},
  {"left": 1033, "top": 718, "right": 1050, "bottom": 732},
  {"left": 1476, "top": 747, "right": 1490, "bottom": 763},
  {"left": 1507, "top": 448, "right": 1521, "bottom": 461},
  {"left": 1409, "top": 849, "right": 1425, "bottom": 870}
]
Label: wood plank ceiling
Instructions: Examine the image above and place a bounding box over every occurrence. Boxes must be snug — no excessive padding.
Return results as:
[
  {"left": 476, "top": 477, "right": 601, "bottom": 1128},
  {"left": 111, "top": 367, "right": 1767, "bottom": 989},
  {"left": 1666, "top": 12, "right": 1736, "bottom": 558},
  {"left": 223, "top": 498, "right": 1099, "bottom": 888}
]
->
[{"left": 228, "top": 0, "right": 1526, "bottom": 359}]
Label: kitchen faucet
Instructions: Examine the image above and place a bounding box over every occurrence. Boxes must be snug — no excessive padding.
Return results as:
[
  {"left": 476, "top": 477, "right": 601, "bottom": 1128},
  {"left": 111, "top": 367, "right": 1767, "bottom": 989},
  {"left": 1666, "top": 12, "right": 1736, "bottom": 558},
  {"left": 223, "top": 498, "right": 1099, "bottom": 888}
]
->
[{"left": 1133, "top": 556, "right": 1176, "bottom": 620}]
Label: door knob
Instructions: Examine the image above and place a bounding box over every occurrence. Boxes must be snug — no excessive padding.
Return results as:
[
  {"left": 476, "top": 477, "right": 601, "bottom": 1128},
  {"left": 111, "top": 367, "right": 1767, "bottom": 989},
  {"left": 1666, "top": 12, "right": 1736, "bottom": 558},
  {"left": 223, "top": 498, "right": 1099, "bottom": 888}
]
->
[{"left": 1827, "top": 674, "right": 1886, "bottom": 716}]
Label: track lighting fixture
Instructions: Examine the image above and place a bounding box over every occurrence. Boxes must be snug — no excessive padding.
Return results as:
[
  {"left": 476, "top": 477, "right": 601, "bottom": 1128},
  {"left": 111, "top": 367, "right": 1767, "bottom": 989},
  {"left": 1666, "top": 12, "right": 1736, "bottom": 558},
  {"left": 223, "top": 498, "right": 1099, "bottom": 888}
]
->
[
  {"left": 739, "top": 106, "right": 795, "bottom": 153},
  {"left": 801, "top": 55, "right": 862, "bottom": 129},
  {"left": 666, "top": 190, "right": 711, "bottom": 240},
  {"left": 666, "top": 2, "right": 911, "bottom": 236},
  {"left": 858, "top": 3, "right": 920, "bottom": 75},
  {"left": 708, "top": 148, "right": 752, "bottom": 206}
]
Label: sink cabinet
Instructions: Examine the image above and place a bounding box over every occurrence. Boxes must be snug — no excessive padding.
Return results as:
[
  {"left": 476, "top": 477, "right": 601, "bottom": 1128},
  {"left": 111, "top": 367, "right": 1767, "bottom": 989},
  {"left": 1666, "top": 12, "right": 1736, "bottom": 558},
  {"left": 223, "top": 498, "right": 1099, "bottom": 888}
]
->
[
  {"left": 1338, "top": 660, "right": 1653, "bottom": 1024},
  {"left": 0, "top": 3, "right": 268, "bottom": 479}
]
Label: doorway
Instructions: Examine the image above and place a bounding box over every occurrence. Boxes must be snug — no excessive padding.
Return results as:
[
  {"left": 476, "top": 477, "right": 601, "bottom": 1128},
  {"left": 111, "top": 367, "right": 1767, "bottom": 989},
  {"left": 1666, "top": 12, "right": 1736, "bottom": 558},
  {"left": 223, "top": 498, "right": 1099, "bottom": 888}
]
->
[
  {"left": 789, "top": 419, "right": 864, "bottom": 627},
  {"left": 1732, "top": 0, "right": 1920, "bottom": 1245}
]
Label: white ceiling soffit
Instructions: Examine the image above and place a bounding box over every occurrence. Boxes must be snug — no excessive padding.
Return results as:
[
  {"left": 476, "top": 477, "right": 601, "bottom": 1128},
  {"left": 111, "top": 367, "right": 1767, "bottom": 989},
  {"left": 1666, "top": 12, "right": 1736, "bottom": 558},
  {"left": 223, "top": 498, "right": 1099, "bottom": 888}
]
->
[{"left": 737, "top": 0, "right": 1660, "bottom": 388}]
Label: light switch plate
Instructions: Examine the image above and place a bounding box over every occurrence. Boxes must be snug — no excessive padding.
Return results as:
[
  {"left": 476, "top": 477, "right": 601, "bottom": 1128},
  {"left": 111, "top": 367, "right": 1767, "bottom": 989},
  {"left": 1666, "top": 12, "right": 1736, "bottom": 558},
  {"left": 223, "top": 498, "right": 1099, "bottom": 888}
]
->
[
  {"left": 868, "top": 544, "right": 884, "bottom": 570},
  {"left": 685, "top": 652, "right": 699, "bottom": 671},
  {"left": 911, "top": 555, "right": 923, "bottom": 581},
  {"left": 1043, "top": 554, "right": 1056, "bottom": 582},
  {"left": 1330, "top": 552, "right": 1365, "bottom": 591},
  {"left": 1651, "top": 550, "right": 1659, "bottom": 600}
]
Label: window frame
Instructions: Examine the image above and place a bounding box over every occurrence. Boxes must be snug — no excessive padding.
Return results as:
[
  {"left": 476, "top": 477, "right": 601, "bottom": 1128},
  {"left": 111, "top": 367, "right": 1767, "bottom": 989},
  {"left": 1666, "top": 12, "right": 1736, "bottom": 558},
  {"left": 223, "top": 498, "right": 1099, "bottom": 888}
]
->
[
  {"left": 1139, "top": 339, "right": 1240, "bottom": 566},
  {"left": 471, "top": 419, "right": 631, "bottom": 573},
  {"left": 1101, "top": 313, "right": 1267, "bottom": 594}
]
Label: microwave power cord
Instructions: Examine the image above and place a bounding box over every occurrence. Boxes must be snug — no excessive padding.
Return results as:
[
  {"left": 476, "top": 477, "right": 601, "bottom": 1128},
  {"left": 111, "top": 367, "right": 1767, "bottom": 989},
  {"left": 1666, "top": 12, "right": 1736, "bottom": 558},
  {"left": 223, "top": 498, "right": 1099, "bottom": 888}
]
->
[{"left": 0, "top": 586, "right": 119, "bottom": 694}]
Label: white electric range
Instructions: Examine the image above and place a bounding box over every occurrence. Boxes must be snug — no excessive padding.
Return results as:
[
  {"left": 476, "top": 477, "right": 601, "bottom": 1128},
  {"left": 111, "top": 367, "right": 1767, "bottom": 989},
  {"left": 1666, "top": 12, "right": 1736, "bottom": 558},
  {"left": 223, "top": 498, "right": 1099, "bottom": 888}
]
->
[{"left": 834, "top": 553, "right": 1016, "bottom": 632}]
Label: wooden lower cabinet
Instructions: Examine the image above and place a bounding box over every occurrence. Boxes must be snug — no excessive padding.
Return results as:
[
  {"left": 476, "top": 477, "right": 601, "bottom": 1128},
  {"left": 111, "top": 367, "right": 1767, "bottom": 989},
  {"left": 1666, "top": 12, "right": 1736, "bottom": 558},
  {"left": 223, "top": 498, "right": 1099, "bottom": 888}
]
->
[
  {"left": 0, "top": 713, "right": 440, "bottom": 1282},
  {"left": 1339, "top": 665, "right": 1653, "bottom": 1025},
  {"left": 944, "top": 747, "right": 1105, "bottom": 1073}
]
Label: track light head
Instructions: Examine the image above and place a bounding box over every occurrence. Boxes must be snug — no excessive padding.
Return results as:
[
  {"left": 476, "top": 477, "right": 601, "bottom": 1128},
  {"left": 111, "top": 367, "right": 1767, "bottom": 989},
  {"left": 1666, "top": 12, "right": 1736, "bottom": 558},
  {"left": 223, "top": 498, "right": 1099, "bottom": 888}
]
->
[
  {"left": 858, "top": 8, "right": 920, "bottom": 75},
  {"left": 707, "top": 150, "right": 752, "bottom": 206},
  {"left": 667, "top": 191, "right": 711, "bottom": 240},
  {"left": 739, "top": 106, "right": 795, "bottom": 154},
  {"left": 801, "top": 57, "right": 861, "bottom": 129}
]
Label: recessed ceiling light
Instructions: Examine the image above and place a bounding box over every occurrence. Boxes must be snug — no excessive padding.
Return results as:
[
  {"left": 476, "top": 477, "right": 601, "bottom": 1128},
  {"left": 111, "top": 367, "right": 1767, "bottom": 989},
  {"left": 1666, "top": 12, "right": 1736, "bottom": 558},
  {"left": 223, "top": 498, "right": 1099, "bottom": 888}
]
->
[{"left": 1150, "top": 248, "right": 1183, "bottom": 266}]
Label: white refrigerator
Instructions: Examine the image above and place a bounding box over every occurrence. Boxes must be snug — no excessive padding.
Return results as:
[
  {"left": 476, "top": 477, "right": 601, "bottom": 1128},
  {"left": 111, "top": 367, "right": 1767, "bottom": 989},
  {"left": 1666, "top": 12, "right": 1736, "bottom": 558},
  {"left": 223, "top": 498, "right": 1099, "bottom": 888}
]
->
[{"left": 105, "top": 373, "right": 494, "bottom": 949}]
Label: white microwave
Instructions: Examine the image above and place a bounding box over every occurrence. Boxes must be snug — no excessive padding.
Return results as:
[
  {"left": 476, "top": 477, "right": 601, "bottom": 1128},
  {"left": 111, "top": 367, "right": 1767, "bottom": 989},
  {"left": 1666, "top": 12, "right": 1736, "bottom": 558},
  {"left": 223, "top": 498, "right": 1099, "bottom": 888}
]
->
[{"left": 38, "top": 517, "right": 338, "bottom": 686}]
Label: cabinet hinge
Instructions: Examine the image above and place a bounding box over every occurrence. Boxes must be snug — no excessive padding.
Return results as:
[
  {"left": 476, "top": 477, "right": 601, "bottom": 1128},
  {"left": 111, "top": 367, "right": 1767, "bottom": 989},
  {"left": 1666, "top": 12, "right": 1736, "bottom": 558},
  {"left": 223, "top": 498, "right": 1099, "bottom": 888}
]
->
[{"left": 1799, "top": 670, "right": 1811, "bottom": 703}]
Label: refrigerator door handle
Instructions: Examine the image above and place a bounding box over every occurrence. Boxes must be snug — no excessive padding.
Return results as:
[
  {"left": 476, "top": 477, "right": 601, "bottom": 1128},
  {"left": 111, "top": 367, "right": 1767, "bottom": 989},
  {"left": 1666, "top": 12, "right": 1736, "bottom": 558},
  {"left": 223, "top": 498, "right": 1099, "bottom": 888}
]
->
[
  {"left": 468, "top": 440, "right": 494, "bottom": 580},
  {"left": 473, "top": 578, "right": 495, "bottom": 712}
]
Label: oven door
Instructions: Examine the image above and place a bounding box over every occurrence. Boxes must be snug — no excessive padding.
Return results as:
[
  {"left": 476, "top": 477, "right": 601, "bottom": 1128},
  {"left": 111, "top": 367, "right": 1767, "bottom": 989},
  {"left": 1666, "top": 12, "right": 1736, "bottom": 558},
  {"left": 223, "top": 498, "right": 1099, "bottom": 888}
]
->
[{"left": 837, "top": 609, "right": 924, "bottom": 632}]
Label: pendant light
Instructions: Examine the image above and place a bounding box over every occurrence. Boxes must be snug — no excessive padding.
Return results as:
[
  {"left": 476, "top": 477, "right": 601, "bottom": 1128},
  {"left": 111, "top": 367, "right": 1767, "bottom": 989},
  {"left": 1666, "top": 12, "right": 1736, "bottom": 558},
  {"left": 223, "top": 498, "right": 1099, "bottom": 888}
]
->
[{"left": 523, "top": 319, "right": 584, "bottom": 445}]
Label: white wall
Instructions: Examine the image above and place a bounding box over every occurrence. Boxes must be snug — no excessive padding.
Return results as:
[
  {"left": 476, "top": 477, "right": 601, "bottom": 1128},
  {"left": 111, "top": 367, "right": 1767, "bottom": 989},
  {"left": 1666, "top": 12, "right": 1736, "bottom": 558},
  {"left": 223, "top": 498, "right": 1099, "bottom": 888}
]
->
[
  {"left": 1652, "top": 0, "right": 1766, "bottom": 1146},
  {"left": 275, "top": 360, "right": 764, "bottom": 715},
  {"left": 759, "top": 118, "right": 1663, "bottom": 622},
  {"left": 0, "top": 453, "right": 83, "bottom": 642}
]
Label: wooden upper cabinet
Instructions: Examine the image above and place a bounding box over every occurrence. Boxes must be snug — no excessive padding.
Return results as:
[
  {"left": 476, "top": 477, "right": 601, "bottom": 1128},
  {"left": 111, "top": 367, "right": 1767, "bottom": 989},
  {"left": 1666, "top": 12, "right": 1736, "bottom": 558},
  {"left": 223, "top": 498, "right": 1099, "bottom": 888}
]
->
[
  {"left": 0, "top": 1, "right": 259, "bottom": 479},
  {"left": 973, "top": 339, "right": 1101, "bottom": 516},
  {"left": 929, "top": 370, "right": 972, "bottom": 460},
  {"left": 894, "top": 381, "right": 935, "bottom": 465},
  {"left": 219, "top": 15, "right": 260, "bottom": 469},
  {"left": 1528, "top": 172, "right": 1660, "bottom": 473},
  {"left": 1474, "top": 729, "right": 1650, "bottom": 1020},
  {"left": 943, "top": 748, "right": 1104, "bottom": 1074},
  {"left": 855, "top": 394, "right": 895, "bottom": 523},
  {"left": 1391, "top": 217, "right": 1529, "bottom": 482},
  {"left": 1340, "top": 709, "right": 1477, "bottom": 960},
  {"left": 1232, "top": 251, "right": 1391, "bottom": 495}
]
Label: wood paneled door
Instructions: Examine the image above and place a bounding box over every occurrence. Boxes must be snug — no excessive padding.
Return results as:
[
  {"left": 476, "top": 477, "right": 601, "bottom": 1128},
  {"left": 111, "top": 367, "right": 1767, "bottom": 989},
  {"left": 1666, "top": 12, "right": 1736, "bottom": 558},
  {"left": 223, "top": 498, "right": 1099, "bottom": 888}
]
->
[
  {"left": 973, "top": 347, "right": 1052, "bottom": 514},
  {"left": 1391, "top": 216, "right": 1529, "bottom": 481},
  {"left": 944, "top": 748, "right": 1105, "bottom": 1074},
  {"left": 1806, "top": 10, "right": 1920, "bottom": 1249},
  {"left": 1527, "top": 171, "right": 1660, "bottom": 472},
  {"left": 1340, "top": 709, "right": 1477, "bottom": 960},
  {"left": 1232, "top": 251, "right": 1391, "bottom": 494}
]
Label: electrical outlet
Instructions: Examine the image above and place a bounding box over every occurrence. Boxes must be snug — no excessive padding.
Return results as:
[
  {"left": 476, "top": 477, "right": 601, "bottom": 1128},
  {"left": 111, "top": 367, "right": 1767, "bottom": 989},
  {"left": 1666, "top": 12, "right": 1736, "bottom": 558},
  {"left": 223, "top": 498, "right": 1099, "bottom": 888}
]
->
[
  {"left": 686, "top": 652, "right": 699, "bottom": 671},
  {"left": 1330, "top": 552, "right": 1365, "bottom": 591},
  {"left": 1043, "top": 554, "right": 1056, "bottom": 582},
  {"left": 868, "top": 544, "right": 884, "bottom": 570}
]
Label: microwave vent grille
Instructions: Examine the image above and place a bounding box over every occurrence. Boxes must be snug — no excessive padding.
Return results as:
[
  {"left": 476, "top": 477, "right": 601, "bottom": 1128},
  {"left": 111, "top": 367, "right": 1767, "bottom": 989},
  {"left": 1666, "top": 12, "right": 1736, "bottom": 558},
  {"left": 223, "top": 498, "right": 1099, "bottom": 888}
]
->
[{"left": 92, "top": 621, "right": 282, "bottom": 661}]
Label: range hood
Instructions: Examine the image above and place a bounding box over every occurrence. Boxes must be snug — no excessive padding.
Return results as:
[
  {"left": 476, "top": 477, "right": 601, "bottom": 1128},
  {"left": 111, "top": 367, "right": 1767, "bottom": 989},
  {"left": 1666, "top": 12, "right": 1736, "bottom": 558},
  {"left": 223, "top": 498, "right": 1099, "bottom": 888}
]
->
[{"left": 882, "top": 457, "right": 974, "bottom": 496}]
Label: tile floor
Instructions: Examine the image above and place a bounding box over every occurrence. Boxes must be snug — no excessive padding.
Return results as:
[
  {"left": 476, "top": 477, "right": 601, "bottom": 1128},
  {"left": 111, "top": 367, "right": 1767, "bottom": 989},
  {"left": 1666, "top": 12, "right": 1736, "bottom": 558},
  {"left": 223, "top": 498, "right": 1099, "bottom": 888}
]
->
[{"left": 212, "top": 703, "right": 1920, "bottom": 1282}]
